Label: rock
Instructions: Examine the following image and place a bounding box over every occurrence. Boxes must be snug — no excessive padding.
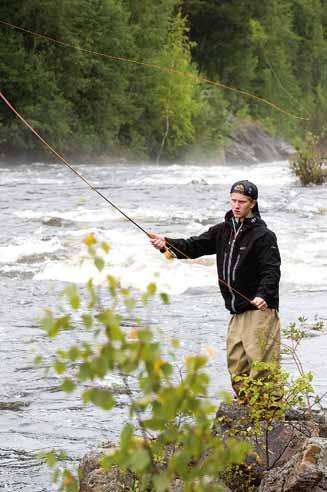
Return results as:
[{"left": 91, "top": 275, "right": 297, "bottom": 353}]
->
[
  {"left": 79, "top": 404, "right": 327, "bottom": 491},
  {"left": 215, "top": 402, "right": 327, "bottom": 491},
  {"left": 41, "top": 216, "right": 74, "bottom": 227},
  {"left": 79, "top": 445, "right": 135, "bottom": 492},
  {"left": 79, "top": 445, "right": 232, "bottom": 492},
  {"left": 285, "top": 408, "right": 327, "bottom": 427},
  {"left": 0, "top": 400, "right": 30, "bottom": 410},
  {"left": 259, "top": 438, "right": 327, "bottom": 492},
  {"left": 225, "top": 124, "right": 295, "bottom": 165}
]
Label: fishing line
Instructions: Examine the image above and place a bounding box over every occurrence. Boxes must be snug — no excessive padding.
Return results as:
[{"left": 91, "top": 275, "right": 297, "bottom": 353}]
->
[
  {"left": 0, "top": 90, "right": 148, "bottom": 236},
  {"left": 0, "top": 19, "right": 308, "bottom": 121},
  {"left": 0, "top": 90, "right": 254, "bottom": 305}
]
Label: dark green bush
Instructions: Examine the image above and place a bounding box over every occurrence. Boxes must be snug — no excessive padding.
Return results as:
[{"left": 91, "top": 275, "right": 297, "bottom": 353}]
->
[{"left": 290, "top": 133, "right": 326, "bottom": 185}]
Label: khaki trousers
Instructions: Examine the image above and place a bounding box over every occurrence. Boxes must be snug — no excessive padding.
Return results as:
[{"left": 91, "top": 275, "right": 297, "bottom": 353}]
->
[{"left": 227, "top": 309, "right": 281, "bottom": 393}]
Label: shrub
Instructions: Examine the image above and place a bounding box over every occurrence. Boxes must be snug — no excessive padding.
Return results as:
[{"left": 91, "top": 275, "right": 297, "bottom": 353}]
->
[
  {"left": 290, "top": 133, "right": 326, "bottom": 185},
  {"left": 37, "top": 235, "right": 249, "bottom": 491}
]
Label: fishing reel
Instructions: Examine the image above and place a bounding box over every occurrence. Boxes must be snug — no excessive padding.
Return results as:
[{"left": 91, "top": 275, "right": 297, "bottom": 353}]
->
[{"left": 160, "top": 246, "right": 177, "bottom": 260}]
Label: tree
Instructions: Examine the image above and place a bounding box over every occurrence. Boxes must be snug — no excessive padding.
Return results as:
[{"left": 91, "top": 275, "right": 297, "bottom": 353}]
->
[
  {"left": 0, "top": 0, "right": 72, "bottom": 152},
  {"left": 0, "top": 0, "right": 136, "bottom": 155}
]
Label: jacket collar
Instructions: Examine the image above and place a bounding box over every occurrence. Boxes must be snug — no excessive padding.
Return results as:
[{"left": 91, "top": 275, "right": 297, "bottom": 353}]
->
[{"left": 224, "top": 210, "right": 266, "bottom": 229}]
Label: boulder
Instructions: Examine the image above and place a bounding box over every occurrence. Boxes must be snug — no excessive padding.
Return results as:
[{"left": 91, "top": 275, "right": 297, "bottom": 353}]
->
[
  {"left": 225, "top": 124, "right": 294, "bottom": 165},
  {"left": 79, "top": 445, "right": 135, "bottom": 492},
  {"left": 259, "top": 438, "right": 327, "bottom": 492}
]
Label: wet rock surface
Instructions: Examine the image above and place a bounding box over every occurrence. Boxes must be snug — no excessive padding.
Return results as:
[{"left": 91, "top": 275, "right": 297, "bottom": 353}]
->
[
  {"left": 0, "top": 400, "right": 30, "bottom": 410},
  {"left": 225, "top": 124, "right": 295, "bottom": 164}
]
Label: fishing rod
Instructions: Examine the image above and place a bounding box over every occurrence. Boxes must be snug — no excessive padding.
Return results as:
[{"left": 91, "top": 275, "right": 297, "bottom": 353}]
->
[
  {"left": 0, "top": 90, "right": 178, "bottom": 257},
  {"left": 0, "top": 19, "right": 308, "bottom": 121},
  {"left": 0, "top": 89, "right": 254, "bottom": 305}
]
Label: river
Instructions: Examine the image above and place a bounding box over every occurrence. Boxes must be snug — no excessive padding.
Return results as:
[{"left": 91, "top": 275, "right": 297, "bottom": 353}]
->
[{"left": 0, "top": 159, "right": 326, "bottom": 491}]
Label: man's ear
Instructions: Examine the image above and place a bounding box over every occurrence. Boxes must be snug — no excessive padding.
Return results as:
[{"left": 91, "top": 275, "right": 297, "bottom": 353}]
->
[{"left": 250, "top": 200, "right": 257, "bottom": 209}]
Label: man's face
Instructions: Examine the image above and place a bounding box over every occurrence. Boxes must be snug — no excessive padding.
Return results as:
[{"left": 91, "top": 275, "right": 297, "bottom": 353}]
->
[{"left": 230, "top": 192, "right": 256, "bottom": 220}]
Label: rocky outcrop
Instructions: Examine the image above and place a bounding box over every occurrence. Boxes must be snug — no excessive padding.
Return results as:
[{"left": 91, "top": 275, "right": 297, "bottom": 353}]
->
[
  {"left": 225, "top": 124, "right": 295, "bottom": 164},
  {"left": 259, "top": 439, "right": 327, "bottom": 492},
  {"left": 79, "top": 403, "right": 327, "bottom": 492},
  {"left": 215, "top": 402, "right": 327, "bottom": 492},
  {"left": 79, "top": 446, "right": 187, "bottom": 492}
]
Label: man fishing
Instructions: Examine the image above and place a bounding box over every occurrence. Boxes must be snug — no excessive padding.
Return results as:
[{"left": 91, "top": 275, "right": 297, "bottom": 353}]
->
[{"left": 149, "top": 180, "right": 281, "bottom": 395}]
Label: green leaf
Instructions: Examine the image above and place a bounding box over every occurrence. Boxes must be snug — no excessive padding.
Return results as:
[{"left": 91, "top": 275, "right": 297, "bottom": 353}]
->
[
  {"left": 82, "top": 388, "right": 115, "bottom": 410},
  {"left": 170, "top": 338, "right": 180, "bottom": 348},
  {"left": 147, "top": 282, "right": 157, "bottom": 296},
  {"left": 54, "top": 360, "right": 67, "bottom": 374},
  {"left": 100, "top": 241, "right": 110, "bottom": 254},
  {"left": 63, "top": 285, "right": 81, "bottom": 310},
  {"left": 82, "top": 314, "right": 93, "bottom": 329},
  {"left": 94, "top": 256, "right": 105, "bottom": 272},
  {"left": 153, "top": 472, "right": 171, "bottom": 491},
  {"left": 44, "top": 451, "right": 58, "bottom": 468},
  {"left": 34, "top": 355, "right": 43, "bottom": 366},
  {"left": 124, "top": 297, "right": 136, "bottom": 311},
  {"left": 120, "top": 423, "right": 134, "bottom": 448},
  {"left": 97, "top": 309, "right": 123, "bottom": 340},
  {"left": 68, "top": 346, "right": 80, "bottom": 361},
  {"left": 61, "top": 378, "right": 76, "bottom": 393},
  {"left": 86, "top": 279, "right": 97, "bottom": 308},
  {"left": 129, "top": 449, "right": 151, "bottom": 472},
  {"left": 160, "top": 292, "right": 169, "bottom": 304},
  {"left": 107, "top": 275, "right": 118, "bottom": 297}
]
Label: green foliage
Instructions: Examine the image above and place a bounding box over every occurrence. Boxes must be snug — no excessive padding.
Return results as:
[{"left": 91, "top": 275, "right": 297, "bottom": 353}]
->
[
  {"left": 282, "top": 316, "right": 324, "bottom": 344},
  {"left": 290, "top": 132, "right": 326, "bottom": 185},
  {"left": 38, "top": 236, "right": 249, "bottom": 491},
  {"left": 282, "top": 316, "right": 325, "bottom": 410},
  {"left": 146, "top": 12, "right": 200, "bottom": 161},
  {"left": 0, "top": 0, "right": 228, "bottom": 160},
  {"left": 222, "top": 464, "right": 258, "bottom": 492},
  {"left": 234, "top": 362, "right": 314, "bottom": 433},
  {"left": 182, "top": 0, "right": 327, "bottom": 140},
  {"left": 2, "top": 0, "right": 327, "bottom": 157}
]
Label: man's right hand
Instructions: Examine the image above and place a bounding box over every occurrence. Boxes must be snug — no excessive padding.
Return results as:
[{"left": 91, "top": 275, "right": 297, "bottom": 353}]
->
[{"left": 149, "top": 232, "right": 166, "bottom": 251}]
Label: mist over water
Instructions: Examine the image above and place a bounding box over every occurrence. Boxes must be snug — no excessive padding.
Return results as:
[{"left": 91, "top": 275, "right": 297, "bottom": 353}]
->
[{"left": 1, "top": 160, "right": 327, "bottom": 490}]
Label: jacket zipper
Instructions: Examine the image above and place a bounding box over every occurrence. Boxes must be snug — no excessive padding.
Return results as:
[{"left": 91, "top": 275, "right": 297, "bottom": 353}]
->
[
  {"left": 227, "top": 223, "right": 243, "bottom": 312},
  {"left": 223, "top": 252, "right": 227, "bottom": 280},
  {"left": 232, "top": 254, "right": 240, "bottom": 282}
]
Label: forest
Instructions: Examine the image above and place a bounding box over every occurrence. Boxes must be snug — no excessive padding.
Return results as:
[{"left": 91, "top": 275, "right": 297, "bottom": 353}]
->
[{"left": 0, "top": 0, "right": 327, "bottom": 161}]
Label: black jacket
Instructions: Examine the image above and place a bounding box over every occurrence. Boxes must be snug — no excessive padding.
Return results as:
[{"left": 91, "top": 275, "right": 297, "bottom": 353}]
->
[{"left": 166, "top": 211, "right": 281, "bottom": 314}]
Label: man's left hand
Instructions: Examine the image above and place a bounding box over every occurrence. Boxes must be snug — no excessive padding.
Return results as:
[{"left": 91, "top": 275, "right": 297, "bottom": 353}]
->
[{"left": 251, "top": 297, "right": 267, "bottom": 311}]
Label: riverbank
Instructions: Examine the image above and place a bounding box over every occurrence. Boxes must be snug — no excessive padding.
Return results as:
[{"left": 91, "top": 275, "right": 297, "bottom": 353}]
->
[{"left": 0, "top": 122, "right": 295, "bottom": 167}]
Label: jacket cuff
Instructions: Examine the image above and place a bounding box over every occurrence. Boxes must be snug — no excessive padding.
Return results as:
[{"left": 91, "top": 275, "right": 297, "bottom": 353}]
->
[{"left": 255, "top": 291, "right": 266, "bottom": 302}]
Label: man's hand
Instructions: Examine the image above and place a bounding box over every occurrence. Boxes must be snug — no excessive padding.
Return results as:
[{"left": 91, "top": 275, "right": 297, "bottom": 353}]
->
[
  {"left": 251, "top": 297, "right": 267, "bottom": 311},
  {"left": 149, "top": 232, "right": 166, "bottom": 251}
]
